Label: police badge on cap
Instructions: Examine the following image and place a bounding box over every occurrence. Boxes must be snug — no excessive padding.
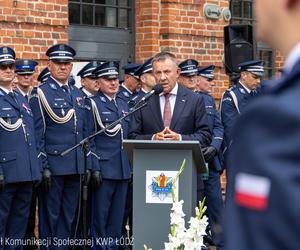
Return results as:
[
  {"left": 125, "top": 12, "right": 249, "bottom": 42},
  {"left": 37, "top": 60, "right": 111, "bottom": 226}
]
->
[
  {"left": 93, "top": 61, "right": 119, "bottom": 79},
  {"left": 179, "top": 59, "right": 199, "bottom": 77},
  {"left": 0, "top": 46, "right": 16, "bottom": 66},
  {"left": 46, "top": 44, "right": 76, "bottom": 62},
  {"left": 15, "top": 59, "right": 38, "bottom": 75}
]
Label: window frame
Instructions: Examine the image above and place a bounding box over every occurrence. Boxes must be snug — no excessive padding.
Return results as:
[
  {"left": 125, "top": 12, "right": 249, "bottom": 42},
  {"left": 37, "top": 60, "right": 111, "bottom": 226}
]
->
[
  {"left": 230, "top": 0, "right": 275, "bottom": 79},
  {"left": 69, "top": 0, "right": 132, "bottom": 29}
]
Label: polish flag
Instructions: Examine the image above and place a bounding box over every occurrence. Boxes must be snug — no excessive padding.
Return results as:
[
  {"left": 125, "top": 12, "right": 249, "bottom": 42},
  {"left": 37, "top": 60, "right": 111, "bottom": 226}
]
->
[{"left": 234, "top": 173, "right": 271, "bottom": 211}]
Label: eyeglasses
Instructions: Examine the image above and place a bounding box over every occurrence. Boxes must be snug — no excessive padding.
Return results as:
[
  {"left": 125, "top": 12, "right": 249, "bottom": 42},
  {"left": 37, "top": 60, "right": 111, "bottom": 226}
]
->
[{"left": 0, "top": 64, "right": 14, "bottom": 71}]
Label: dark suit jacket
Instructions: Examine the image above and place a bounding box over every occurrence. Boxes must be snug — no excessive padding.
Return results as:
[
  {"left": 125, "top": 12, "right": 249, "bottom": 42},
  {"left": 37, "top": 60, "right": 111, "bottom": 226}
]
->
[
  {"left": 225, "top": 58, "right": 300, "bottom": 250},
  {"left": 129, "top": 84, "right": 211, "bottom": 147}
]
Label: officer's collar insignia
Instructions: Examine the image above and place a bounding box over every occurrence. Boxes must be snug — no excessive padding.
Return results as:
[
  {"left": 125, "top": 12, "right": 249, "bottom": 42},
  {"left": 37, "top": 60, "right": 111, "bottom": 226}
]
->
[
  {"left": 123, "top": 91, "right": 129, "bottom": 97},
  {"left": 100, "top": 96, "right": 106, "bottom": 102},
  {"left": 50, "top": 83, "right": 57, "bottom": 90},
  {"left": 239, "top": 88, "right": 246, "bottom": 94}
]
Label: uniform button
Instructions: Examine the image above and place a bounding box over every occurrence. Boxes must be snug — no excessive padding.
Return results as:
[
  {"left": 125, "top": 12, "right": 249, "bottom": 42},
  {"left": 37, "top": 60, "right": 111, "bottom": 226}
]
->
[
  {"left": 54, "top": 150, "right": 58, "bottom": 154},
  {"left": 2, "top": 158, "right": 5, "bottom": 161},
  {"left": 64, "top": 102, "right": 67, "bottom": 105},
  {"left": 7, "top": 114, "right": 10, "bottom": 117},
  {"left": 29, "top": 143, "right": 32, "bottom": 146},
  {"left": 54, "top": 103, "right": 57, "bottom": 106},
  {"left": 106, "top": 118, "right": 108, "bottom": 121},
  {"left": 20, "top": 115, "right": 23, "bottom": 118},
  {"left": 76, "top": 132, "right": 79, "bottom": 135},
  {"left": 27, "top": 133, "right": 30, "bottom": 136}
]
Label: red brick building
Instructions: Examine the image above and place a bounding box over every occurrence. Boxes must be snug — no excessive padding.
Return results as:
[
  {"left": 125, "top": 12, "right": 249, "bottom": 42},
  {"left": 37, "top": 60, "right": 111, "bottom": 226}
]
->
[
  {"left": 0, "top": 0, "right": 285, "bottom": 190},
  {"left": 0, "top": 0, "right": 284, "bottom": 96}
]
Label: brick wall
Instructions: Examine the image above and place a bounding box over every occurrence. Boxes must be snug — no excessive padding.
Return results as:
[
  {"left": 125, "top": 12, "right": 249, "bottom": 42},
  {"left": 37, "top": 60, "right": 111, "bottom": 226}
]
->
[
  {"left": 135, "top": 0, "right": 231, "bottom": 100},
  {"left": 0, "top": 0, "right": 69, "bottom": 83}
]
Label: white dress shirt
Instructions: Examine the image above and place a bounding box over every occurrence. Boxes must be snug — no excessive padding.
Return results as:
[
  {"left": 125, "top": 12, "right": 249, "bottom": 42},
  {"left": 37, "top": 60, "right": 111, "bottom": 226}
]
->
[{"left": 159, "top": 83, "right": 178, "bottom": 118}]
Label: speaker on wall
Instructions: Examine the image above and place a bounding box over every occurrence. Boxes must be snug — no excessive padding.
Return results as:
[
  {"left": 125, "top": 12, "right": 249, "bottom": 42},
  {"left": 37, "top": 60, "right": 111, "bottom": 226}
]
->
[{"left": 224, "top": 24, "right": 254, "bottom": 74}]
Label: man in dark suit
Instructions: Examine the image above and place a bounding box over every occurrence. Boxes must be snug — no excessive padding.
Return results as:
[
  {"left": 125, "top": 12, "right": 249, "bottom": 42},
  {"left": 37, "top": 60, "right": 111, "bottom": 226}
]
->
[
  {"left": 225, "top": 1, "right": 300, "bottom": 249},
  {"left": 129, "top": 51, "right": 211, "bottom": 146}
]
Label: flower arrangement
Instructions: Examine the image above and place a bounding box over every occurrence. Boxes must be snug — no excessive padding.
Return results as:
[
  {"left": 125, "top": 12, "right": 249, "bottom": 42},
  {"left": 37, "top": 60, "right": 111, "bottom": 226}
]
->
[{"left": 144, "top": 159, "right": 208, "bottom": 250}]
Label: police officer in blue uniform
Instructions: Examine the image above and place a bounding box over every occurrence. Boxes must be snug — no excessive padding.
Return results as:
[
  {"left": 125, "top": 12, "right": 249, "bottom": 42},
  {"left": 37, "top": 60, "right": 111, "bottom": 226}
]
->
[
  {"left": 225, "top": 0, "right": 300, "bottom": 249},
  {"left": 77, "top": 61, "right": 101, "bottom": 97},
  {"left": 129, "top": 57, "right": 156, "bottom": 108},
  {"left": 117, "top": 63, "right": 141, "bottom": 103},
  {"left": 178, "top": 59, "right": 199, "bottom": 91},
  {"left": 15, "top": 59, "right": 38, "bottom": 101},
  {"left": 37, "top": 67, "right": 51, "bottom": 84},
  {"left": 0, "top": 46, "right": 41, "bottom": 249},
  {"left": 197, "top": 65, "right": 225, "bottom": 250},
  {"left": 88, "top": 61, "right": 131, "bottom": 250},
  {"left": 220, "top": 60, "right": 264, "bottom": 160},
  {"left": 14, "top": 59, "right": 39, "bottom": 250},
  {"left": 29, "top": 44, "right": 96, "bottom": 248}
]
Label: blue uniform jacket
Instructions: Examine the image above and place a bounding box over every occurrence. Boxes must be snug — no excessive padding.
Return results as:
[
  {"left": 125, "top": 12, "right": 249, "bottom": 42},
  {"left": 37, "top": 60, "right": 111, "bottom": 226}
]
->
[
  {"left": 129, "top": 85, "right": 211, "bottom": 147},
  {"left": 29, "top": 77, "right": 95, "bottom": 176},
  {"left": 88, "top": 92, "right": 131, "bottom": 180},
  {"left": 198, "top": 92, "right": 224, "bottom": 171},
  {"left": 117, "top": 85, "right": 133, "bottom": 103},
  {"left": 0, "top": 90, "right": 41, "bottom": 183},
  {"left": 225, "top": 58, "right": 300, "bottom": 250},
  {"left": 220, "top": 82, "right": 254, "bottom": 152}
]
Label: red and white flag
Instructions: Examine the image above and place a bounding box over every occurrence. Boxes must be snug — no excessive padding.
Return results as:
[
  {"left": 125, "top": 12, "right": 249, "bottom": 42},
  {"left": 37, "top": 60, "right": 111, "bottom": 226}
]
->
[{"left": 234, "top": 172, "right": 271, "bottom": 211}]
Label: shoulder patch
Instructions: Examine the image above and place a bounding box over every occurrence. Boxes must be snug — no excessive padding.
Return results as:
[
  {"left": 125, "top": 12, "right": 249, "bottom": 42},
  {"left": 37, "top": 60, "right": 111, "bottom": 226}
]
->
[{"left": 49, "top": 83, "right": 57, "bottom": 90}]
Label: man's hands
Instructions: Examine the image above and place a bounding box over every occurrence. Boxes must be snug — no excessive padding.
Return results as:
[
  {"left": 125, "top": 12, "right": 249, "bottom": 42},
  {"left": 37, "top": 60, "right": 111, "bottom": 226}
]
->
[{"left": 153, "top": 127, "right": 180, "bottom": 141}]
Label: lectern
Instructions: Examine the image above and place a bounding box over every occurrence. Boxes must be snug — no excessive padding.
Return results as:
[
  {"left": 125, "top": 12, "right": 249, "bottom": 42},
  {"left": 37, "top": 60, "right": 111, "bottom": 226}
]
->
[{"left": 123, "top": 140, "right": 206, "bottom": 250}]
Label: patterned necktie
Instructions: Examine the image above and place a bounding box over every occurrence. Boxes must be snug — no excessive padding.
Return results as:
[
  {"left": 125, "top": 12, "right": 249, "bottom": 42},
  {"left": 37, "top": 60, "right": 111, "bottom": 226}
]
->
[{"left": 163, "top": 93, "right": 172, "bottom": 127}]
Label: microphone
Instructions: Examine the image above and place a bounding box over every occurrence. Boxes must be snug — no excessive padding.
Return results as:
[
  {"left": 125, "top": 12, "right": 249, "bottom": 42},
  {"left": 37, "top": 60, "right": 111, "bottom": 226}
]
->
[{"left": 138, "top": 84, "right": 164, "bottom": 104}]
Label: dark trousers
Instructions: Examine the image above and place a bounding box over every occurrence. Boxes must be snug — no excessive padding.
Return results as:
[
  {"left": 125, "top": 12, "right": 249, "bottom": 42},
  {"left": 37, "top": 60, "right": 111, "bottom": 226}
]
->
[
  {"left": 0, "top": 182, "right": 33, "bottom": 250},
  {"left": 202, "top": 169, "right": 225, "bottom": 249},
  {"left": 91, "top": 179, "right": 128, "bottom": 250},
  {"left": 39, "top": 175, "right": 81, "bottom": 250}
]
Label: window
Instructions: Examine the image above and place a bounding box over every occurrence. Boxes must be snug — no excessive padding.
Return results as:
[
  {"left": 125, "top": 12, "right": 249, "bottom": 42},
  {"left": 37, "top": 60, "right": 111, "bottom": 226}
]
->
[
  {"left": 69, "top": 0, "right": 132, "bottom": 28},
  {"left": 230, "top": 0, "right": 275, "bottom": 78}
]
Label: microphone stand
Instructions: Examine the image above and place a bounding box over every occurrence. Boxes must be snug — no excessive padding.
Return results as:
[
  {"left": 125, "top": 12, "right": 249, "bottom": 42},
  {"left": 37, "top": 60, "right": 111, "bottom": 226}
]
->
[{"left": 61, "top": 100, "right": 148, "bottom": 249}]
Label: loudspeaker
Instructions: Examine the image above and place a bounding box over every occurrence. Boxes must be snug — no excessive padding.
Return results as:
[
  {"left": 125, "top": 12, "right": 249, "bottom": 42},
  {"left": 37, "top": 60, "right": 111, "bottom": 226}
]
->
[{"left": 224, "top": 24, "right": 254, "bottom": 74}]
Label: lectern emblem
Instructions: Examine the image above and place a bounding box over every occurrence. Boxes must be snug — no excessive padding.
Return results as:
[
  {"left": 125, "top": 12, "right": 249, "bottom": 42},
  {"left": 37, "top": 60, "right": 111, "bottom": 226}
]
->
[{"left": 149, "top": 173, "right": 173, "bottom": 201}]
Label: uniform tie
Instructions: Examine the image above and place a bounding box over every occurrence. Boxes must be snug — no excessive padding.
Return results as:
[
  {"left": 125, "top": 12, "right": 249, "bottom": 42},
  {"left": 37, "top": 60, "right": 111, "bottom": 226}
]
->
[
  {"left": 163, "top": 93, "right": 172, "bottom": 127},
  {"left": 61, "top": 85, "right": 70, "bottom": 94}
]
